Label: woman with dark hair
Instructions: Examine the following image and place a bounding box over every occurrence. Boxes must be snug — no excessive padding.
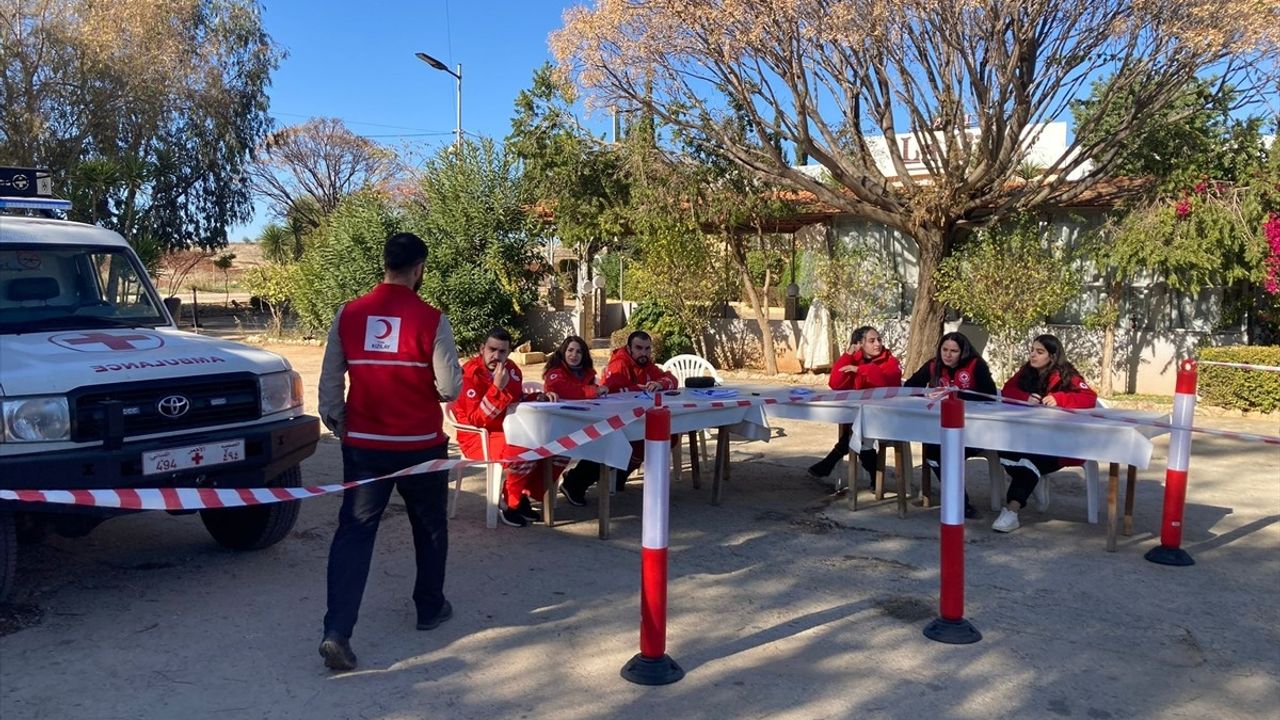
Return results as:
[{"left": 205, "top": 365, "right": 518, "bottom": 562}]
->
[
  {"left": 992, "top": 333, "right": 1097, "bottom": 533},
  {"left": 904, "top": 332, "right": 998, "bottom": 518},
  {"left": 543, "top": 335, "right": 607, "bottom": 400}
]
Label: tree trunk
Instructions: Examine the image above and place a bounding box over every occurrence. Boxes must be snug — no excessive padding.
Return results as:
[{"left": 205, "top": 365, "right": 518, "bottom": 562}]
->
[
  {"left": 727, "top": 230, "right": 778, "bottom": 375},
  {"left": 1099, "top": 281, "right": 1123, "bottom": 397},
  {"left": 902, "top": 228, "right": 948, "bottom": 372}
]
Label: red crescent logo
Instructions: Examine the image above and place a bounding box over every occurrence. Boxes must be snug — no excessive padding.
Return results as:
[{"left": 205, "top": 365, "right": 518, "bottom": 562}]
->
[{"left": 374, "top": 319, "right": 393, "bottom": 339}]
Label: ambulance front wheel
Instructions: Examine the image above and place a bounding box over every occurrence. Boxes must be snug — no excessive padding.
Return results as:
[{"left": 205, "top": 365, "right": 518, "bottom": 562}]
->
[{"left": 200, "top": 465, "right": 301, "bottom": 551}]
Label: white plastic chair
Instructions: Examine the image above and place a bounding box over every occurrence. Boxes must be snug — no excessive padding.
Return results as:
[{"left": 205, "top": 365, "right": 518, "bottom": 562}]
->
[
  {"left": 661, "top": 354, "right": 721, "bottom": 482},
  {"left": 444, "top": 402, "right": 504, "bottom": 529},
  {"left": 986, "top": 399, "right": 1110, "bottom": 522},
  {"left": 662, "top": 354, "right": 722, "bottom": 386}
]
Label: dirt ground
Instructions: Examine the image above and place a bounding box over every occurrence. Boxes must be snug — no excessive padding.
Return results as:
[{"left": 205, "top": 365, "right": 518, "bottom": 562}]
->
[{"left": 1, "top": 340, "right": 1277, "bottom": 720}]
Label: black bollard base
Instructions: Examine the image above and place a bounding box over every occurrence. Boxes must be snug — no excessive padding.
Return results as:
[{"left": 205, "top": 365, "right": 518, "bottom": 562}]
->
[
  {"left": 1145, "top": 545, "right": 1195, "bottom": 567},
  {"left": 923, "top": 617, "right": 982, "bottom": 645},
  {"left": 620, "top": 653, "right": 685, "bottom": 685}
]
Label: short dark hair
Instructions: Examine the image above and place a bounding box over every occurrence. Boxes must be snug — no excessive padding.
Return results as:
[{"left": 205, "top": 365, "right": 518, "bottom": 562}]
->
[
  {"left": 626, "top": 330, "right": 652, "bottom": 347},
  {"left": 384, "top": 232, "right": 427, "bottom": 272},
  {"left": 851, "top": 325, "right": 877, "bottom": 344},
  {"left": 484, "top": 327, "right": 513, "bottom": 348}
]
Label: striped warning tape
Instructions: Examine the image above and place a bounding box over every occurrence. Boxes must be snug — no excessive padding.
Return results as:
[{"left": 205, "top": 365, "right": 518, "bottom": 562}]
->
[
  {"left": 1197, "top": 360, "right": 1280, "bottom": 373},
  {"left": 0, "top": 405, "right": 650, "bottom": 511}
]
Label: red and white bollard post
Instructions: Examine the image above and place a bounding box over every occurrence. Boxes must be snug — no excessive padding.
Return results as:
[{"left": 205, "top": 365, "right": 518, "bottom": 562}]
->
[
  {"left": 1146, "top": 359, "right": 1198, "bottom": 567},
  {"left": 621, "top": 393, "right": 685, "bottom": 685},
  {"left": 924, "top": 395, "right": 982, "bottom": 644}
]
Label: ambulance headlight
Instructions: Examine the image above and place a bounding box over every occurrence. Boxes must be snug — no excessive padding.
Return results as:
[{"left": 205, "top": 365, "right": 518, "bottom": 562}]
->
[
  {"left": 260, "top": 370, "right": 304, "bottom": 415},
  {"left": 2, "top": 397, "right": 72, "bottom": 442}
]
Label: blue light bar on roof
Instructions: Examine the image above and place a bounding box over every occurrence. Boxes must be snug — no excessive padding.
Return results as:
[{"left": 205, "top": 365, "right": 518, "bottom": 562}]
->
[{"left": 0, "top": 196, "right": 72, "bottom": 211}]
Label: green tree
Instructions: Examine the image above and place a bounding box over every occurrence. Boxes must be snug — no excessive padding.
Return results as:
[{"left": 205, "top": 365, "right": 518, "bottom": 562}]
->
[
  {"left": 407, "top": 138, "right": 544, "bottom": 350},
  {"left": 1, "top": 0, "right": 279, "bottom": 252},
  {"left": 1075, "top": 80, "right": 1276, "bottom": 392},
  {"left": 507, "top": 63, "right": 630, "bottom": 335},
  {"left": 257, "top": 223, "right": 305, "bottom": 264},
  {"left": 935, "top": 214, "right": 1081, "bottom": 378},
  {"left": 290, "top": 190, "right": 404, "bottom": 334},
  {"left": 213, "top": 252, "right": 236, "bottom": 304}
]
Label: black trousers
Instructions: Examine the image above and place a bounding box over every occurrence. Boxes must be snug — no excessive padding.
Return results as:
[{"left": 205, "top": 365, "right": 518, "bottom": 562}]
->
[
  {"left": 323, "top": 443, "right": 449, "bottom": 639},
  {"left": 997, "top": 451, "right": 1063, "bottom": 508}
]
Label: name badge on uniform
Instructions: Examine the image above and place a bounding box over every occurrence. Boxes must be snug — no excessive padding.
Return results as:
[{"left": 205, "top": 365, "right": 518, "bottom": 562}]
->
[{"left": 364, "top": 316, "right": 401, "bottom": 352}]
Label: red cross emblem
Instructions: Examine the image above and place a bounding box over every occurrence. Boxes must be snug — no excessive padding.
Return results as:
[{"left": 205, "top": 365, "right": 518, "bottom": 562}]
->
[
  {"left": 49, "top": 331, "right": 165, "bottom": 352},
  {"left": 189, "top": 450, "right": 204, "bottom": 465}
]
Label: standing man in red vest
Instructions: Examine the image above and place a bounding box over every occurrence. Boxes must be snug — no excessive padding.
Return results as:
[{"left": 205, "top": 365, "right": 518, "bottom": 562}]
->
[{"left": 316, "top": 232, "right": 463, "bottom": 672}]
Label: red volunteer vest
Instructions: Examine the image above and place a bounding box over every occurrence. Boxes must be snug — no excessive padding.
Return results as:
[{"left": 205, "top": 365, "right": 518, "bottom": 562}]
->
[{"left": 338, "top": 283, "right": 446, "bottom": 450}]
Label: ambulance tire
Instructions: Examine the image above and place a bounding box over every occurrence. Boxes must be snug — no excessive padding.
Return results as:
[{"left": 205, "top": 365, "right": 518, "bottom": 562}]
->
[
  {"left": 200, "top": 465, "right": 301, "bottom": 551},
  {"left": 0, "top": 511, "right": 16, "bottom": 603}
]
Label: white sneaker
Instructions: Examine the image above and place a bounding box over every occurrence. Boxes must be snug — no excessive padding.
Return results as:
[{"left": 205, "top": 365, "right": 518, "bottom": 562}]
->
[{"left": 992, "top": 508, "right": 1021, "bottom": 533}]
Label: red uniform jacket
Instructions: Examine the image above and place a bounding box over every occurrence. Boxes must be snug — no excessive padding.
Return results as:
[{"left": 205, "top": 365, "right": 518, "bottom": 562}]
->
[
  {"left": 543, "top": 365, "right": 600, "bottom": 400},
  {"left": 1000, "top": 368, "right": 1097, "bottom": 409},
  {"left": 1001, "top": 367, "right": 1097, "bottom": 467},
  {"left": 456, "top": 356, "right": 529, "bottom": 432},
  {"left": 829, "top": 349, "right": 903, "bottom": 391},
  {"left": 601, "top": 347, "right": 678, "bottom": 392},
  {"left": 338, "top": 283, "right": 445, "bottom": 450}
]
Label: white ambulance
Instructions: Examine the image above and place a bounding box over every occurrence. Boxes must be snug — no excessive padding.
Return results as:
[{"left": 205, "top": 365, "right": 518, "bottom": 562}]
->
[{"left": 0, "top": 169, "right": 319, "bottom": 600}]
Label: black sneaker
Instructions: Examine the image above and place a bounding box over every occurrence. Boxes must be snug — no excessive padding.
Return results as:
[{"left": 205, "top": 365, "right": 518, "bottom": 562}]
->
[
  {"left": 319, "top": 633, "right": 357, "bottom": 671},
  {"left": 500, "top": 507, "right": 528, "bottom": 527},
  {"left": 516, "top": 495, "right": 543, "bottom": 522},
  {"left": 806, "top": 461, "right": 832, "bottom": 479},
  {"left": 417, "top": 600, "right": 453, "bottom": 631},
  {"left": 964, "top": 501, "right": 979, "bottom": 519},
  {"left": 560, "top": 482, "right": 587, "bottom": 507}
]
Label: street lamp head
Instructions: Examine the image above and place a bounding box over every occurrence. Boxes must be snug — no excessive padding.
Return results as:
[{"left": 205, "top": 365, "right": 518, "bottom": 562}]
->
[{"left": 415, "top": 51, "right": 449, "bottom": 72}]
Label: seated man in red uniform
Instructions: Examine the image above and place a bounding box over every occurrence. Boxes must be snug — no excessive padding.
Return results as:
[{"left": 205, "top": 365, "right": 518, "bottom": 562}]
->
[
  {"left": 454, "top": 327, "right": 564, "bottom": 527},
  {"left": 806, "top": 325, "right": 902, "bottom": 490},
  {"left": 558, "top": 331, "right": 678, "bottom": 506}
]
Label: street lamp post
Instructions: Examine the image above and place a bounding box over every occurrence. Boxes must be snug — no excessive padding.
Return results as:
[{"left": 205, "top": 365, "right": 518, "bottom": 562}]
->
[{"left": 415, "top": 51, "right": 462, "bottom": 149}]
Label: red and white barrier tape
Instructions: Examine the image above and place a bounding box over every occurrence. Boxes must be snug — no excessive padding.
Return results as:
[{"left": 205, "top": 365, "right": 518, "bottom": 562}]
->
[
  {"left": 0, "top": 405, "right": 649, "bottom": 511},
  {"left": 1197, "top": 360, "right": 1280, "bottom": 373}
]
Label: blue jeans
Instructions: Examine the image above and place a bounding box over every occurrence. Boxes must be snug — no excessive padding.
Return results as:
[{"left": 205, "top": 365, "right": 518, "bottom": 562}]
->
[{"left": 323, "top": 443, "right": 449, "bottom": 639}]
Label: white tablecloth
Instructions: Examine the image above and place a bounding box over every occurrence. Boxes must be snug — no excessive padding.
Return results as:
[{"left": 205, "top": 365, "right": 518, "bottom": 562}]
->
[
  {"left": 857, "top": 397, "right": 1167, "bottom": 469},
  {"left": 503, "top": 390, "right": 772, "bottom": 470}
]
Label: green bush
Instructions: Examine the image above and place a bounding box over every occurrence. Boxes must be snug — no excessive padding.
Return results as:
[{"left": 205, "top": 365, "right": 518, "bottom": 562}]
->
[
  {"left": 1198, "top": 346, "right": 1280, "bottom": 412},
  {"left": 621, "top": 300, "right": 693, "bottom": 362}
]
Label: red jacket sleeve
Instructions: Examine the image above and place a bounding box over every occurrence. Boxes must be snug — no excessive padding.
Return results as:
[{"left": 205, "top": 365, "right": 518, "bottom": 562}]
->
[
  {"left": 1050, "top": 373, "right": 1098, "bottom": 409},
  {"left": 458, "top": 366, "right": 519, "bottom": 430},
  {"left": 858, "top": 354, "right": 902, "bottom": 389},
  {"left": 1001, "top": 373, "right": 1031, "bottom": 402},
  {"left": 651, "top": 366, "right": 678, "bottom": 391},
  {"left": 829, "top": 353, "right": 857, "bottom": 390},
  {"left": 602, "top": 354, "right": 636, "bottom": 392}
]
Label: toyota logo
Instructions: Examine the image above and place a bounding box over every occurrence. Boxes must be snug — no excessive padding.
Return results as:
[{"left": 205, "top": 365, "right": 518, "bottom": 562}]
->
[{"left": 157, "top": 395, "right": 190, "bottom": 418}]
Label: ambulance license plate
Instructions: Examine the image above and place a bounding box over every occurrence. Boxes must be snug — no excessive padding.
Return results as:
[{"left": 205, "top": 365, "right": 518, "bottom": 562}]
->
[{"left": 143, "top": 440, "right": 245, "bottom": 476}]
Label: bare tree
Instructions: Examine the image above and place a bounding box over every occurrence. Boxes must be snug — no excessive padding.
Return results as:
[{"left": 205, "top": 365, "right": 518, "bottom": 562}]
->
[
  {"left": 247, "top": 117, "right": 400, "bottom": 230},
  {"left": 552, "top": 0, "right": 1279, "bottom": 369}
]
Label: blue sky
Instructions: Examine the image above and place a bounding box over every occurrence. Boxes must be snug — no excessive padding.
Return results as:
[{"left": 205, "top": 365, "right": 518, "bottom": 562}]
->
[{"left": 232, "top": 0, "right": 591, "bottom": 240}]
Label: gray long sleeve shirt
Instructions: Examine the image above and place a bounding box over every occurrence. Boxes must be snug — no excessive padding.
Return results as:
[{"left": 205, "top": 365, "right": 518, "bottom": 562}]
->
[{"left": 316, "top": 304, "right": 464, "bottom": 437}]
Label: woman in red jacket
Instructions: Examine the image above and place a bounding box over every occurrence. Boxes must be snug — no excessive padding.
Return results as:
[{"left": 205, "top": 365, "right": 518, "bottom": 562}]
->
[
  {"left": 807, "top": 325, "right": 902, "bottom": 489},
  {"left": 543, "top": 335, "right": 608, "bottom": 400},
  {"left": 993, "top": 333, "right": 1098, "bottom": 533}
]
